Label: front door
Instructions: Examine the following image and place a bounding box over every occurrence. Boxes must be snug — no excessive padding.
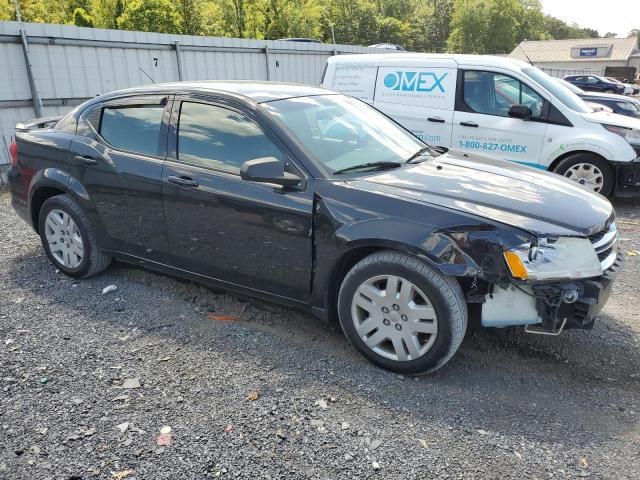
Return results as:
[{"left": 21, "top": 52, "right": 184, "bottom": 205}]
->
[
  {"left": 451, "top": 70, "right": 547, "bottom": 168},
  {"left": 161, "top": 97, "right": 313, "bottom": 302}
]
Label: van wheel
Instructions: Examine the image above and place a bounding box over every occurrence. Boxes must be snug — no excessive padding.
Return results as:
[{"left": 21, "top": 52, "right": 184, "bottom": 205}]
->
[
  {"left": 552, "top": 153, "right": 614, "bottom": 197},
  {"left": 337, "top": 251, "right": 467, "bottom": 375},
  {"left": 38, "top": 194, "right": 112, "bottom": 278}
]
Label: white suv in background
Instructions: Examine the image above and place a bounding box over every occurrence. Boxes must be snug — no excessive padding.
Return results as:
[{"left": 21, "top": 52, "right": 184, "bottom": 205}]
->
[{"left": 322, "top": 54, "right": 640, "bottom": 197}]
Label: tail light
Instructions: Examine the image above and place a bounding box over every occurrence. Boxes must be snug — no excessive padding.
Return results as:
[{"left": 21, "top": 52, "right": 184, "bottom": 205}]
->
[{"left": 9, "top": 139, "right": 18, "bottom": 167}]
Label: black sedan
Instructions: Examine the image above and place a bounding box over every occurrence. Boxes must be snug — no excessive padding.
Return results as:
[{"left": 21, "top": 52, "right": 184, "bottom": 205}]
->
[{"left": 8, "top": 82, "right": 622, "bottom": 374}]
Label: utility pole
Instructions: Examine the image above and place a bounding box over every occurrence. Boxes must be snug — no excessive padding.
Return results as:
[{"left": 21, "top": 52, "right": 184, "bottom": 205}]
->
[
  {"left": 330, "top": 23, "right": 336, "bottom": 44},
  {"left": 12, "top": 0, "right": 22, "bottom": 22}
]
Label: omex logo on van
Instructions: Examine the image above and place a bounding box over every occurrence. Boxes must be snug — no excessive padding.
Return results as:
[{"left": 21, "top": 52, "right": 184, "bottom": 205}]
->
[{"left": 383, "top": 71, "right": 448, "bottom": 93}]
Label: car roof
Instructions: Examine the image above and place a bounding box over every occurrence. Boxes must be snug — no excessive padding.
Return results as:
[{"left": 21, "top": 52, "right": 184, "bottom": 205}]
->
[
  {"left": 327, "top": 53, "right": 531, "bottom": 70},
  {"left": 95, "top": 81, "right": 335, "bottom": 104}
]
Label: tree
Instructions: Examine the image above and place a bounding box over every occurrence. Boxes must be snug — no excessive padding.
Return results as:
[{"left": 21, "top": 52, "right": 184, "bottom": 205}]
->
[
  {"left": 177, "top": 0, "right": 203, "bottom": 35},
  {"left": 447, "top": 0, "right": 488, "bottom": 53},
  {"left": 628, "top": 29, "right": 639, "bottom": 37},
  {"left": 72, "top": 6, "right": 94, "bottom": 26},
  {"left": 376, "top": 15, "right": 411, "bottom": 45},
  {"left": 89, "top": 0, "right": 126, "bottom": 29},
  {"left": 516, "top": 0, "right": 546, "bottom": 42},
  {"left": 484, "top": 0, "right": 521, "bottom": 53},
  {"left": 412, "top": 0, "right": 453, "bottom": 52},
  {"left": 246, "top": 0, "right": 322, "bottom": 40},
  {"left": 117, "top": 0, "right": 182, "bottom": 33},
  {"left": 321, "top": 0, "right": 378, "bottom": 45},
  {"left": 603, "top": 32, "right": 617, "bottom": 38}
]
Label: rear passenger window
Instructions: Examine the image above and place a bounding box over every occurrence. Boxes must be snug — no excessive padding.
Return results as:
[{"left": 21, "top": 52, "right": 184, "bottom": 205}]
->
[
  {"left": 177, "top": 102, "right": 282, "bottom": 174},
  {"left": 99, "top": 105, "right": 164, "bottom": 156},
  {"left": 463, "top": 71, "right": 544, "bottom": 118}
]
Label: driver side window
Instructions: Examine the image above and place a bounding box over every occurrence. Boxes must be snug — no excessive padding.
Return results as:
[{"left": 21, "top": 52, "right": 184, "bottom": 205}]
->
[
  {"left": 177, "top": 101, "right": 283, "bottom": 174},
  {"left": 463, "top": 71, "right": 544, "bottom": 118}
]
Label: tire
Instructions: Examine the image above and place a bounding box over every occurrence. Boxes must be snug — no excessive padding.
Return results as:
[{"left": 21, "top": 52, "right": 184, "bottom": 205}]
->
[
  {"left": 604, "top": 89, "right": 614, "bottom": 94},
  {"left": 337, "top": 250, "right": 467, "bottom": 375},
  {"left": 552, "top": 153, "right": 614, "bottom": 197},
  {"left": 38, "top": 194, "right": 112, "bottom": 278}
]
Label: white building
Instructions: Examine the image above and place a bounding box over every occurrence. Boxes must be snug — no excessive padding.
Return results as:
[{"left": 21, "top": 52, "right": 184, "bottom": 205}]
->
[{"left": 509, "top": 37, "right": 640, "bottom": 79}]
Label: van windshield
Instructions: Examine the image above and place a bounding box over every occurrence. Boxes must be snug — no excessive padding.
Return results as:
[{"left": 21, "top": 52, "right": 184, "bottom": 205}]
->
[
  {"left": 522, "top": 67, "right": 592, "bottom": 114},
  {"left": 262, "top": 95, "right": 427, "bottom": 174}
]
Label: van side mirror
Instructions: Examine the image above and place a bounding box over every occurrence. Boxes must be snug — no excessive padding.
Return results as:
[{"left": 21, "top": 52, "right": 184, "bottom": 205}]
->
[
  {"left": 240, "top": 157, "right": 302, "bottom": 187},
  {"left": 508, "top": 104, "right": 532, "bottom": 120}
]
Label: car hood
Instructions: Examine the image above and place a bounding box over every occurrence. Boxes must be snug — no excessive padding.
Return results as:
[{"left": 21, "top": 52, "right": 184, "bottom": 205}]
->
[
  {"left": 349, "top": 151, "right": 613, "bottom": 237},
  {"left": 581, "top": 110, "right": 640, "bottom": 129}
]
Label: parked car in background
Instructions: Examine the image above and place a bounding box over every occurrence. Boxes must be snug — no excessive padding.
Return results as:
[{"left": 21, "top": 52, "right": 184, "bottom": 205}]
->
[
  {"left": 581, "top": 94, "right": 640, "bottom": 119},
  {"left": 603, "top": 77, "right": 640, "bottom": 95},
  {"left": 555, "top": 78, "right": 640, "bottom": 112},
  {"left": 8, "top": 82, "right": 622, "bottom": 374},
  {"left": 563, "top": 75, "right": 626, "bottom": 95},
  {"left": 368, "top": 43, "right": 406, "bottom": 51},
  {"left": 277, "top": 38, "right": 322, "bottom": 43},
  {"left": 553, "top": 78, "right": 613, "bottom": 112},
  {"left": 324, "top": 54, "right": 640, "bottom": 196}
]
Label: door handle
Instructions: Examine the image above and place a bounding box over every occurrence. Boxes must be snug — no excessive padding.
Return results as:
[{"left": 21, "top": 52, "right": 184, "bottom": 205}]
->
[
  {"left": 168, "top": 175, "right": 199, "bottom": 188},
  {"left": 74, "top": 155, "right": 98, "bottom": 166},
  {"left": 427, "top": 117, "right": 445, "bottom": 123},
  {"left": 460, "top": 121, "right": 479, "bottom": 128}
]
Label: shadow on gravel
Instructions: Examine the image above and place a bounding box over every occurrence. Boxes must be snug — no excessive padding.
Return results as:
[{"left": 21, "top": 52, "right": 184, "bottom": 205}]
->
[{"left": 5, "top": 251, "right": 640, "bottom": 448}]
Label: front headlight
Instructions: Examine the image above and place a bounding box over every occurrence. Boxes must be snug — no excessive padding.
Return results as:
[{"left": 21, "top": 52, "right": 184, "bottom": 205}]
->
[
  {"left": 503, "top": 237, "right": 602, "bottom": 281},
  {"left": 603, "top": 124, "right": 640, "bottom": 147}
]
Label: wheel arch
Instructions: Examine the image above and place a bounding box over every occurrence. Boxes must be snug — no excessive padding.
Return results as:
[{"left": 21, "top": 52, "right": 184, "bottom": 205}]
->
[
  {"left": 548, "top": 149, "right": 608, "bottom": 173},
  {"left": 28, "top": 169, "right": 91, "bottom": 234},
  {"left": 317, "top": 239, "right": 476, "bottom": 324}
]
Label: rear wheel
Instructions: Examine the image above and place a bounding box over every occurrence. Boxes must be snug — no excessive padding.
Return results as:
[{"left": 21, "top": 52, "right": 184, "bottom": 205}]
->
[
  {"left": 552, "top": 153, "right": 614, "bottom": 197},
  {"left": 38, "top": 194, "right": 112, "bottom": 278},
  {"left": 338, "top": 251, "right": 467, "bottom": 374}
]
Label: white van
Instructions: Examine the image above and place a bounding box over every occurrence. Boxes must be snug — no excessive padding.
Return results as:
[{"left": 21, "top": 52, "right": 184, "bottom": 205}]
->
[{"left": 322, "top": 54, "right": 640, "bottom": 197}]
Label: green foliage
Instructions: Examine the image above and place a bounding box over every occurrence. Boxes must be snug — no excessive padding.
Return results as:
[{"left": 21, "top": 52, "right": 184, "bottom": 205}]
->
[
  {"left": 1, "top": 0, "right": 14, "bottom": 21},
  {"left": 447, "top": 0, "right": 487, "bottom": 53},
  {"left": 72, "top": 7, "right": 94, "bottom": 27},
  {"left": 117, "top": 0, "right": 182, "bottom": 33},
  {"left": 7, "top": 0, "right": 611, "bottom": 56}
]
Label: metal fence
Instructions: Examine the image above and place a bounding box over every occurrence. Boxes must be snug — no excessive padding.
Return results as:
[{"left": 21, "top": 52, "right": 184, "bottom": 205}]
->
[{"left": 0, "top": 21, "right": 377, "bottom": 168}]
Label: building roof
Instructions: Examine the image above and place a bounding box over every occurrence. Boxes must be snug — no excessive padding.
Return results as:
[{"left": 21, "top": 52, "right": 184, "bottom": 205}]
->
[{"left": 510, "top": 37, "right": 639, "bottom": 63}]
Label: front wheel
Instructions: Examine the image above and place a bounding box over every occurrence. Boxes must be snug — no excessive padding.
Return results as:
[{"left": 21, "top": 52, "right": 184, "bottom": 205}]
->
[
  {"left": 552, "top": 153, "right": 614, "bottom": 197},
  {"left": 604, "top": 89, "right": 615, "bottom": 94},
  {"left": 338, "top": 251, "right": 467, "bottom": 374},
  {"left": 38, "top": 194, "right": 112, "bottom": 278}
]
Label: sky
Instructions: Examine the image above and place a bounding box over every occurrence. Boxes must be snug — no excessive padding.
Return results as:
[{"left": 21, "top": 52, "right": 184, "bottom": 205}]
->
[{"left": 539, "top": 0, "right": 640, "bottom": 38}]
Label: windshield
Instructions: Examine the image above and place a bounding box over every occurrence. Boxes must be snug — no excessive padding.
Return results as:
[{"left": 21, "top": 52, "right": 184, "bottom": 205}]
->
[
  {"left": 522, "top": 67, "right": 592, "bottom": 113},
  {"left": 262, "top": 95, "right": 425, "bottom": 174}
]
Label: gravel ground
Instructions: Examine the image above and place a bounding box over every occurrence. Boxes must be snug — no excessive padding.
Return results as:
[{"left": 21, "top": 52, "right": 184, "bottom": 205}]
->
[{"left": 1, "top": 192, "right": 639, "bottom": 480}]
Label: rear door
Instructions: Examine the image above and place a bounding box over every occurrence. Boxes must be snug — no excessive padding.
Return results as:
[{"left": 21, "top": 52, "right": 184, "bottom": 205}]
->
[
  {"left": 161, "top": 95, "right": 313, "bottom": 302},
  {"left": 372, "top": 62, "right": 457, "bottom": 148},
  {"left": 69, "top": 95, "right": 171, "bottom": 260},
  {"left": 451, "top": 69, "right": 547, "bottom": 167}
]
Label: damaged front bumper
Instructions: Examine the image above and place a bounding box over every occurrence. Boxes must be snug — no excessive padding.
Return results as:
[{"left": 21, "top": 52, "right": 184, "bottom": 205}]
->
[{"left": 481, "top": 251, "right": 623, "bottom": 332}]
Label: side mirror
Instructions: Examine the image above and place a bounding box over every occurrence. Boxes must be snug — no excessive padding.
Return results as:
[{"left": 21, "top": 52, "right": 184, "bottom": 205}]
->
[
  {"left": 240, "top": 157, "right": 301, "bottom": 187},
  {"left": 508, "top": 104, "right": 532, "bottom": 120}
]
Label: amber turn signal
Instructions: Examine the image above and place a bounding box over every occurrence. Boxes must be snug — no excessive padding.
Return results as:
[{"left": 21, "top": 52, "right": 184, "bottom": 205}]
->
[{"left": 503, "top": 251, "right": 528, "bottom": 280}]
